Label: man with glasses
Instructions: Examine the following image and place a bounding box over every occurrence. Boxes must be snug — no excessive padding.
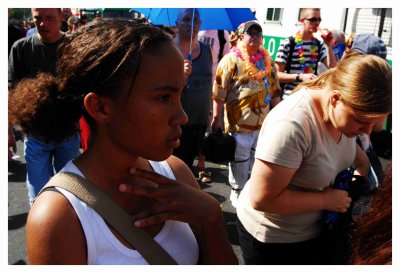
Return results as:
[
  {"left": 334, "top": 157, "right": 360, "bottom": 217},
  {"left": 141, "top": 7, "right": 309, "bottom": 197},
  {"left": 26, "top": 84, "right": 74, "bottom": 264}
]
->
[
  {"left": 211, "top": 21, "right": 281, "bottom": 208},
  {"left": 275, "top": 8, "right": 336, "bottom": 99}
]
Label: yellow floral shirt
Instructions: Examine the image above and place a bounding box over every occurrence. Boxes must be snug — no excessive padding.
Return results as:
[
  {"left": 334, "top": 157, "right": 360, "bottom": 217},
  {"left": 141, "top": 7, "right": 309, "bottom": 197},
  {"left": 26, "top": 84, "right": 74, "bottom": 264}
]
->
[{"left": 213, "top": 51, "right": 281, "bottom": 133}]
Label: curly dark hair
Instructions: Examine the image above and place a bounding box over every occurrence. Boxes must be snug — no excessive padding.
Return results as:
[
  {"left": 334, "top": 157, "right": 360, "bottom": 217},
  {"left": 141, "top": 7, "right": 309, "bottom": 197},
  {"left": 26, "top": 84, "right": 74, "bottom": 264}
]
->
[{"left": 9, "top": 18, "right": 172, "bottom": 143}]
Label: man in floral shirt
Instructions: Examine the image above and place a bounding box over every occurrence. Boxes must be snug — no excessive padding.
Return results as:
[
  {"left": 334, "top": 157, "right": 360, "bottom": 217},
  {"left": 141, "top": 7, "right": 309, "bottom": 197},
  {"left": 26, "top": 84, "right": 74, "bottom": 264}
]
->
[{"left": 211, "top": 21, "right": 280, "bottom": 208}]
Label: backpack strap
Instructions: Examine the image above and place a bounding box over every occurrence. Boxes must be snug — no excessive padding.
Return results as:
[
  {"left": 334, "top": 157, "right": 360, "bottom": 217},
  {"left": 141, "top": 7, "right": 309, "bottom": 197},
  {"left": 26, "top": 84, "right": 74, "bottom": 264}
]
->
[
  {"left": 284, "top": 36, "right": 322, "bottom": 75},
  {"left": 38, "top": 172, "right": 177, "bottom": 265},
  {"left": 284, "top": 36, "right": 296, "bottom": 73},
  {"left": 217, "top": 29, "right": 226, "bottom": 62},
  {"left": 315, "top": 38, "right": 323, "bottom": 74}
]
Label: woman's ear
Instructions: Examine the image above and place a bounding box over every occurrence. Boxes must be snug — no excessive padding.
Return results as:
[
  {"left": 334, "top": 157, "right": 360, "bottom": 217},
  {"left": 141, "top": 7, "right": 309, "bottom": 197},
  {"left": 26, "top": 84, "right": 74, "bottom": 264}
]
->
[
  {"left": 83, "top": 92, "right": 114, "bottom": 124},
  {"left": 330, "top": 90, "right": 341, "bottom": 106}
]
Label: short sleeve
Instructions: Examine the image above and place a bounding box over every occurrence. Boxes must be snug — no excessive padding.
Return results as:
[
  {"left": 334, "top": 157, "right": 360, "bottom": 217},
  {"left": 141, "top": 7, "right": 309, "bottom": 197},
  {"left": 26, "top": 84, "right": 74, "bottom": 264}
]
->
[
  {"left": 274, "top": 37, "right": 291, "bottom": 65},
  {"left": 267, "top": 58, "right": 281, "bottom": 97},
  {"left": 255, "top": 117, "right": 308, "bottom": 169},
  {"left": 318, "top": 43, "right": 328, "bottom": 62},
  {"left": 212, "top": 53, "right": 236, "bottom": 101}
]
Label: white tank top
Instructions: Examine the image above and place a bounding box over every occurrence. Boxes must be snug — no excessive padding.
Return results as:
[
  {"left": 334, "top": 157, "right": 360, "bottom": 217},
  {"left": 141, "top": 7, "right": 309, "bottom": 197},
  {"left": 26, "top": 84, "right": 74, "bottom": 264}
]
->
[{"left": 58, "top": 160, "right": 199, "bottom": 265}]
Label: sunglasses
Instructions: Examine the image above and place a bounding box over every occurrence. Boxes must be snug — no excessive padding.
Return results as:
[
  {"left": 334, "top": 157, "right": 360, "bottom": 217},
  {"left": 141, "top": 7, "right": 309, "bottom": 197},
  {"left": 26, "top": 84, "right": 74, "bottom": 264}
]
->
[
  {"left": 305, "top": 17, "right": 322, "bottom": 23},
  {"left": 246, "top": 31, "right": 263, "bottom": 38}
]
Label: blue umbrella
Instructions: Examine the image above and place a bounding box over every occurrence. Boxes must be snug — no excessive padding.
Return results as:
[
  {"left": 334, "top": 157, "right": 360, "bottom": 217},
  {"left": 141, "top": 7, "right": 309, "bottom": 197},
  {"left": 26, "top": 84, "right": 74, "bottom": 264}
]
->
[
  {"left": 132, "top": 8, "right": 256, "bottom": 31},
  {"left": 131, "top": 8, "right": 256, "bottom": 59}
]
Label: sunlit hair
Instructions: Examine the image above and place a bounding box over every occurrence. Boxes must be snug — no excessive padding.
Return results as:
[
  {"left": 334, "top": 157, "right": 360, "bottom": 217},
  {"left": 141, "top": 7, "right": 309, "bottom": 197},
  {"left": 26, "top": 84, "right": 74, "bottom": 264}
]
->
[
  {"left": 341, "top": 32, "right": 356, "bottom": 59},
  {"left": 351, "top": 163, "right": 392, "bottom": 265},
  {"left": 292, "top": 53, "right": 391, "bottom": 121},
  {"left": 9, "top": 18, "right": 173, "bottom": 143},
  {"left": 299, "top": 8, "right": 320, "bottom": 20}
]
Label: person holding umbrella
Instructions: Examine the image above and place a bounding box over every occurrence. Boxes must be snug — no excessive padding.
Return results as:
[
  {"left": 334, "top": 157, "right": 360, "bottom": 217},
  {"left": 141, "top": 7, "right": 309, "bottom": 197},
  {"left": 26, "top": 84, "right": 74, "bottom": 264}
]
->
[
  {"left": 211, "top": 21, "right": 281, "bottom": 208},
  {"left": 172, "top": 9, "right": 214, "bottom": 174}
]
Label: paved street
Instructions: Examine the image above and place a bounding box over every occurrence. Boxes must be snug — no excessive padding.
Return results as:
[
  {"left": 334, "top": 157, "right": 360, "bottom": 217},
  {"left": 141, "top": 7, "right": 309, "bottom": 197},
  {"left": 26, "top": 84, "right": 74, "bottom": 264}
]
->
[{"left": 8, "top": 139, "right": 244, "bottom": 265}]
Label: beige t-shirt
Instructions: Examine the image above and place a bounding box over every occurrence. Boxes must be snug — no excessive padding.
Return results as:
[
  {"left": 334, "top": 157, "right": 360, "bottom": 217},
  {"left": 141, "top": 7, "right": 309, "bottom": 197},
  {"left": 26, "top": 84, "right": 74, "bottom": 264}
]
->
[{"left": 237, "top": 88, "right": 356, "bottom": 243}]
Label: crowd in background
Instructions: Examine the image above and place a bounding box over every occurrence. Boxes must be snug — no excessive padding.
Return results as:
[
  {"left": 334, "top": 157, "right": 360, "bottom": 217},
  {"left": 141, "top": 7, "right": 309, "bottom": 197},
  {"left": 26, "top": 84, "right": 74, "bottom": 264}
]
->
[{"left": 8, "top": 8, "right": 392, "bottom": 266}]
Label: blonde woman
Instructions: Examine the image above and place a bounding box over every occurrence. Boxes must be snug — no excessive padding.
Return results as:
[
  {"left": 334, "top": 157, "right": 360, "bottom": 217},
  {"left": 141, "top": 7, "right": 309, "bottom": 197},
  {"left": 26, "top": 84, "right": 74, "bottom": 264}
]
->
[{"left": 236, "top": 53, "right": 391, "bottom": 264}]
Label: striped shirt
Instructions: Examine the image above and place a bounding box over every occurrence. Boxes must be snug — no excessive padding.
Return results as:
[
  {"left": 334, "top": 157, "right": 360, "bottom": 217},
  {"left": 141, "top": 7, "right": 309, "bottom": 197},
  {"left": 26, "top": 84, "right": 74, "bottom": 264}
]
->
[{"left": 275, "top": 37, "right": 327, "bottom": 99}]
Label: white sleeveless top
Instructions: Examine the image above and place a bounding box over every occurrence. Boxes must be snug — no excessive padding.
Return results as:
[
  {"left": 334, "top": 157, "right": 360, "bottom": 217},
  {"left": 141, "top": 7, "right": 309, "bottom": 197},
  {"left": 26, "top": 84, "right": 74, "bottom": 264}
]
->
[{"left": 58, "top": 160, "right": 199, "bottom": 265}]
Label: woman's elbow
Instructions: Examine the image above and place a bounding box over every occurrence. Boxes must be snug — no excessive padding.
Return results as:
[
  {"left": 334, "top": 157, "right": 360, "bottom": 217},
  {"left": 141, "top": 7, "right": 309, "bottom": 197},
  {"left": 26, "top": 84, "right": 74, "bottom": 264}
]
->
[{"left": 248, "top": 192, "right": 272, "bottom": 212}]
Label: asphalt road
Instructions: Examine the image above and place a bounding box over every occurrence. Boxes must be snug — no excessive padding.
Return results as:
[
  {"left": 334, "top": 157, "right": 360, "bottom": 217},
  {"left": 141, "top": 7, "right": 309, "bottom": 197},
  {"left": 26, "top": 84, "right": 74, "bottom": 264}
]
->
[{"left": 8, "top": 139, "right": 244, "bottom": 265}]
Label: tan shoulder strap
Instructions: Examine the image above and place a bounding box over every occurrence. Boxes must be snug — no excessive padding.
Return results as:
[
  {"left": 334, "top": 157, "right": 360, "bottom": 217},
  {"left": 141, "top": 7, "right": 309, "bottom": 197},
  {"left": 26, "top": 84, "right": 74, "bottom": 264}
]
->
[{"left": 38, "top": 172, "right": 177, "bottom": 265}]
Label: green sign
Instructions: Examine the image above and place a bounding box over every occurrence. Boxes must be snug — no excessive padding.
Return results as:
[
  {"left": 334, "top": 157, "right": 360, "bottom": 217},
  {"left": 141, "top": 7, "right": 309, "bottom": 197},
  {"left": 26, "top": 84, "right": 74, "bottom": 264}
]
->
[{"left": 263, "top": 35, "right": 285, "bottom": 60}]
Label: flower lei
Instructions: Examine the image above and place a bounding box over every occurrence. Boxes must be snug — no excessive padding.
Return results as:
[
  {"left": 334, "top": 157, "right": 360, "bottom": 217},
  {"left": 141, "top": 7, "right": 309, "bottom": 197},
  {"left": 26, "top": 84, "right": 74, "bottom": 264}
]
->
[
  {"left": 294, "top": 32, "right": 319, "bottom": 73},
  {"left": 232, "top": 43, "right": 272, "bottom": 81},
  {"left": 232, "top": 43, "right": 273, "bottom": 105}
]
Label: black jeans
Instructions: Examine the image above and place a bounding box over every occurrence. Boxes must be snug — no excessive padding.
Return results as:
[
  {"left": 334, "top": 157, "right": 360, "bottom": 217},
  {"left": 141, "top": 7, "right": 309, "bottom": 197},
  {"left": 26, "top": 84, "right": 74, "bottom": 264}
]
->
[{"left": 237, "top": 218, "right": 329, "bottom": 265}]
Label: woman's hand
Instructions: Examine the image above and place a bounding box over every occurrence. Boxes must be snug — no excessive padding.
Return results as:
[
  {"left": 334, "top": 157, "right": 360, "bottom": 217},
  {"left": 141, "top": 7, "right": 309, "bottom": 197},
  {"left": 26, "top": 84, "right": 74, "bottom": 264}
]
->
[
  {"left": 322, "top": 188, "right": 352, "bottom": 213},
  {"left": 119, "top": 167, "right": 221, "bottom": 228}
]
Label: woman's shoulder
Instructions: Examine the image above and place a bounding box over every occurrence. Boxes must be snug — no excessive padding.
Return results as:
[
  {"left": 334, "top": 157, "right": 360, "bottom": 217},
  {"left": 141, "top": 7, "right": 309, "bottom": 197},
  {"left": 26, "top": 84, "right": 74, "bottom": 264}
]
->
[
  {"left": 27, "top": 190, "right": 87, "bottom": 264},
  {"left": 166, "top": 156, "right": 199, "bottom": 189}
]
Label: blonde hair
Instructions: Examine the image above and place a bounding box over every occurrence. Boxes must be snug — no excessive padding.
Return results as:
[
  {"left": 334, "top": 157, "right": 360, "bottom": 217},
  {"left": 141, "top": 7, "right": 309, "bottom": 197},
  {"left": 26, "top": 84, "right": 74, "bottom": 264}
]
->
[
  {"left": 340, "top": 32, "right": 356, "bottom": 60},
  {"left": 292, "top": 53, "right": 391, "bottom": 121},
  {"left": 299, "top": 8, "right": 320, "bottom": 20}
]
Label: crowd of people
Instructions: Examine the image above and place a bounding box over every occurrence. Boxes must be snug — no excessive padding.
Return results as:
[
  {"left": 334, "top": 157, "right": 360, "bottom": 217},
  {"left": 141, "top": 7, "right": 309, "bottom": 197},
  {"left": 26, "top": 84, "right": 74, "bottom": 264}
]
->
[{"left": 8, "top": 8, "right": 392, "bottom": 265}]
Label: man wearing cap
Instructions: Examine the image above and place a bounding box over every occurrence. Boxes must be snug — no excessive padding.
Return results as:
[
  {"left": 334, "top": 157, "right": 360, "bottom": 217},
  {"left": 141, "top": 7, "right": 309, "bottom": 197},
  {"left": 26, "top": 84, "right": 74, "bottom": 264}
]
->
[
  {"left": 8, "top": 8, "right": 81, "bottom": 206},
  {"left": 211, "top": 20, "right": 281, "bottom": 208},
  {"left": 275, "top": 8, "right": 336, "bottom": 99},
  {"left": 66, "top": 16, "right": 79, "bottom": 34},
  {"left": 346, "top": 33, "right": 388, "bottom": 59}
]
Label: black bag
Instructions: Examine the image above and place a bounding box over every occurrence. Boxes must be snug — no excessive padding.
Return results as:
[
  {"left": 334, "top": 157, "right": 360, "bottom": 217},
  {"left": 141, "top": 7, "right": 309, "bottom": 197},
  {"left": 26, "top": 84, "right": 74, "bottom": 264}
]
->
[{"left": 201, "top": 131, "right": 236, "bottom": 163}]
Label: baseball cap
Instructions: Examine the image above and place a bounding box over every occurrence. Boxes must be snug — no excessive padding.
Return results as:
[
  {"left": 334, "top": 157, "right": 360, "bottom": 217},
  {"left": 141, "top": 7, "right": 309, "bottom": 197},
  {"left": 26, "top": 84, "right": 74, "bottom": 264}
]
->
[
  {"left": 237, "top": 21, "right": 262, "bottom": 35},
  {"left": 67, "top": 16, "right": 79, "bottom": 25},
  {"left": 352, "top": 34, "right": 387, "bottom": 59}
]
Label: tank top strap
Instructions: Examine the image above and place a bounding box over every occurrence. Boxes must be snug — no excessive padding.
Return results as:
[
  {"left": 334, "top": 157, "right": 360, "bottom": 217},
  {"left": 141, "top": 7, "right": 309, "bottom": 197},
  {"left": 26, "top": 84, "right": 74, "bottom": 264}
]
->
[{"left": 148, "top": 160, "right": 176, "bottom": 180}]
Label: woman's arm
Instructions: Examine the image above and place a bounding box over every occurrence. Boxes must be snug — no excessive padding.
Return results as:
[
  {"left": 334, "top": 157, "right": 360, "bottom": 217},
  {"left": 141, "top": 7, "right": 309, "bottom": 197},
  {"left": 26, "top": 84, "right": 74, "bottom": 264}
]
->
[
  {"left": 120, "top": 156, "right": 238, "bottom": 264},
  {"left": 26, "top": 191, "right": 87, "bottom": 264},
  {"left": 167, "top": 156, "right": 237, "bottom": 264},
  {"left": 353, "top": 143, "right": 370, "bottom": 178},
  {"left": 248, "top": 159, "right": 351, "bottom": 214}
]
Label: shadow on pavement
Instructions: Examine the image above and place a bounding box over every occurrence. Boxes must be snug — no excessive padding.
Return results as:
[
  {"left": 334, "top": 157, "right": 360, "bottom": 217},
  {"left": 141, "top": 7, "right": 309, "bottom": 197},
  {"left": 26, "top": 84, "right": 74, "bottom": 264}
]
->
[
  {"left": 206, "top": 191, "right": 227, "bottom": 204},
  {"left": 8, "top": 160, "right": 26, "bottom": 183},
  {"left": 205, "top": 166, "right": 229, "bottom": 184},
  {"left": 8, "top": 213, "right": 28, "bottom": 230},
  {"left": 223, "top": 211, "right": 239, "bottom": 246}
]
